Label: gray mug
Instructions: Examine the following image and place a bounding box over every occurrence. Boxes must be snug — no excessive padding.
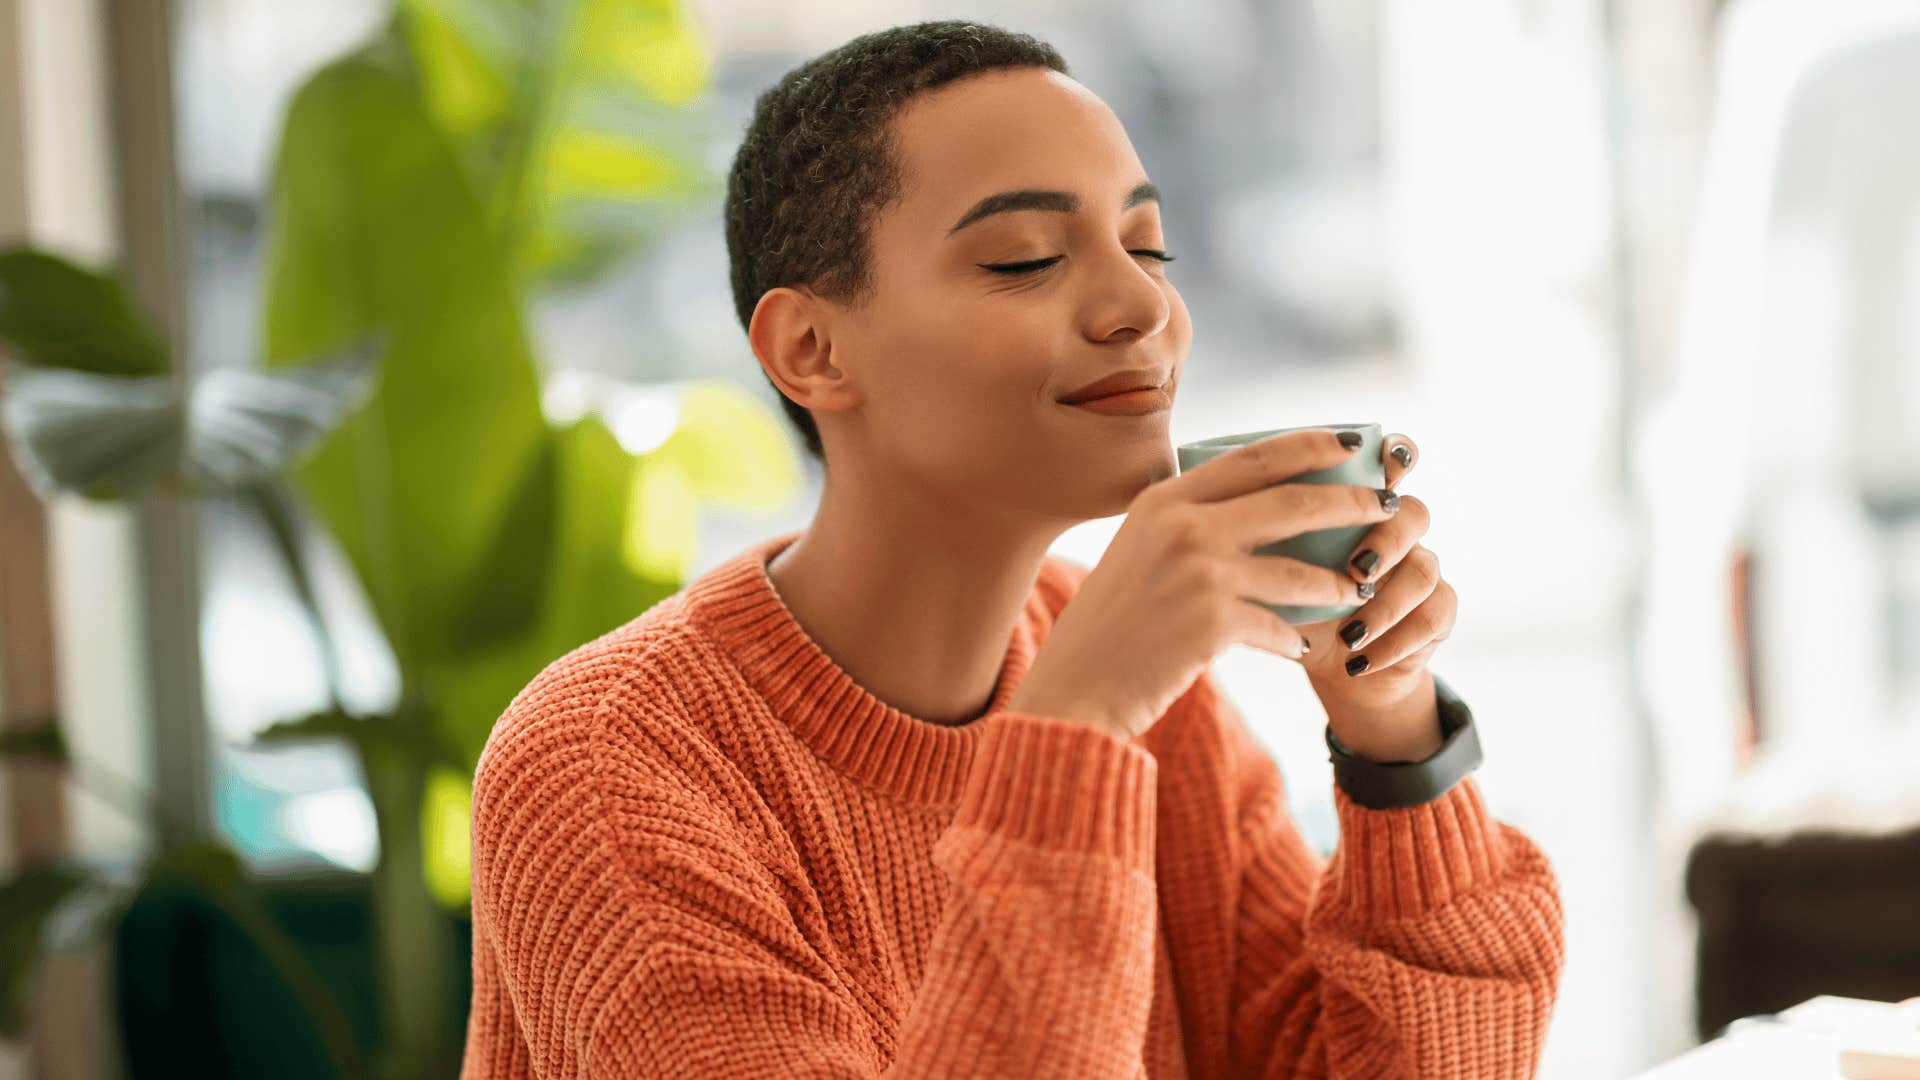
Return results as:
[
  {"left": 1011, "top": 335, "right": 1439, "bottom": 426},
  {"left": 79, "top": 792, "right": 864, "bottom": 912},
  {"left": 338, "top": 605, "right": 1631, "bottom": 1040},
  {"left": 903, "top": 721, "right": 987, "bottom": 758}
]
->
[{"left": 1175, "top": 422, "right": 1383, "bottom": 624}]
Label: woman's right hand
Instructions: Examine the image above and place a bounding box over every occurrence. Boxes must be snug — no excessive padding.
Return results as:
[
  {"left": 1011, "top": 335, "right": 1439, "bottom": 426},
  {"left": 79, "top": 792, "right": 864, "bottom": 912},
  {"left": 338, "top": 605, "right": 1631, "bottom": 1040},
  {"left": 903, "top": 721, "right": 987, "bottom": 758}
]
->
[{"left": 1005, "top": 428, "right": 1400, "bottom": 740}]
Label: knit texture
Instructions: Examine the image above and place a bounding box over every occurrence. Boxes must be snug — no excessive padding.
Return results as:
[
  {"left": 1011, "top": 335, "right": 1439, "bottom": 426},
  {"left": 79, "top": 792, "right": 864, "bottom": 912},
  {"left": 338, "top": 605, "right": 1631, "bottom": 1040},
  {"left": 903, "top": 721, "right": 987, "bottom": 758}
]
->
[{"left": 461, "top": 530, "right": 1565, "bottom": 1078}]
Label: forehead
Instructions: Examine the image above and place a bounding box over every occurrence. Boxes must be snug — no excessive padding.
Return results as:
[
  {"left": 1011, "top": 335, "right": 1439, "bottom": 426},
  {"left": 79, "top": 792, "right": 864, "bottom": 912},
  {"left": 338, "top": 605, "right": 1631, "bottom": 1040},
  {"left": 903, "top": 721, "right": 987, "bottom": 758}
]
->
[{"left": 883, "top": 68, "right": 1147, "bottom": 235}]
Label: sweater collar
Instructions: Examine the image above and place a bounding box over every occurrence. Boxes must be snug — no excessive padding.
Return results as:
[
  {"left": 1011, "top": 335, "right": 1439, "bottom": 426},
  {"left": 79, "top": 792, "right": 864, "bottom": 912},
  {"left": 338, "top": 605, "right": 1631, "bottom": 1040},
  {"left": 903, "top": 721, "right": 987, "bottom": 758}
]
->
[{"left": 681, "top": 530, "right": 1043, "bottom": 805}]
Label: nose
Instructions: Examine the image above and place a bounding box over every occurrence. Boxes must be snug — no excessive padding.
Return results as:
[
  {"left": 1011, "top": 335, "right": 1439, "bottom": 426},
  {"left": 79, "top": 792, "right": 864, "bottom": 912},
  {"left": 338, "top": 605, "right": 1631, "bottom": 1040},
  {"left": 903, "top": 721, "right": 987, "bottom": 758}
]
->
[{"left": 1086, "top": 246, "right": 1172, "bottom": 342}]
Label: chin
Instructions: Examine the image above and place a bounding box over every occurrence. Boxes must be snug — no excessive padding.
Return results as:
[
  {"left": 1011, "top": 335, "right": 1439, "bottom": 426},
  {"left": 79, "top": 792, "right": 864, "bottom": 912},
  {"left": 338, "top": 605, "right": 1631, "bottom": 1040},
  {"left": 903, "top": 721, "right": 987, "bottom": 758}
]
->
[{"left": 1090, "top": 446, "right": 1178, "bottom": 517}]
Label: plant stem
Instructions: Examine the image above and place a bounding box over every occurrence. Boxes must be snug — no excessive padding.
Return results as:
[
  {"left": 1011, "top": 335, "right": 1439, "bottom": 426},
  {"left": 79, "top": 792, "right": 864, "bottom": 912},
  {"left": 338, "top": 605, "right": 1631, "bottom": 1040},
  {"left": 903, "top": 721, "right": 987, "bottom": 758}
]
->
[
  {"left": 242, "top": 473, "right": 457, "bottom": 1071},
  {"left": 59, "top": 746, "right": 190, "bottom": 851},
  {"left": 242, "top": 481, "right": 350, "bottom": 713},
  {"left": 362, "top": 733, "right": 452, "bottom": 1077}
]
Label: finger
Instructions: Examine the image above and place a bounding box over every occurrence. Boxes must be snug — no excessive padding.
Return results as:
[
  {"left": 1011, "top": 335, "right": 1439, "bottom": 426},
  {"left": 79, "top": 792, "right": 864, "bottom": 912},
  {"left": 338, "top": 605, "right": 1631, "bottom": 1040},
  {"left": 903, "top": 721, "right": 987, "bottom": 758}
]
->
[
  {"left": 1383, "top": 434, "right": 1418, "bottom": 491},
  {"left": 1229, "top": 595, "right": 1314, "bottom": 660},
  {"left": 1343, "top": 575, "right": 1453, "bottom": 678},
  {"left": 1344, "top": 607, "right": 1443, "bottom": 672},
  {"left": 1220, "top": 479, "right": 1401, "bottom": 553},
  {"left": 1346, "top": 494, "right": 1430, "bottom": 584},
  {"left": 1231, "top": 550, "right": 1370, "bottom": 613},
  {"left": 1168, "top": 428, "right": 1366, "bottom": 507},
  {"left": 1344, "top": 638, "right": 1445, "bottom": 683},
  {"left": 1391, "top": 638, "right": 1445, "bottom": 671},
  {"left": 1335, "top": 548, "right": 1445, "bottom": 659}
]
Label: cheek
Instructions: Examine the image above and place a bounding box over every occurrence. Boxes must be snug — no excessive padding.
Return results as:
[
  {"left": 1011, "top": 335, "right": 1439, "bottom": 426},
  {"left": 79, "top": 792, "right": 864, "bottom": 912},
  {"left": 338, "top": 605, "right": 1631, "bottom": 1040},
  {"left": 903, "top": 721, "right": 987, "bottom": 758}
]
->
[
  {"left": 897, "top": 336, "right": 1053, "bottom": 452},
  {"left": 900, "top": 295, "right": 1053, "bottom": 390}
]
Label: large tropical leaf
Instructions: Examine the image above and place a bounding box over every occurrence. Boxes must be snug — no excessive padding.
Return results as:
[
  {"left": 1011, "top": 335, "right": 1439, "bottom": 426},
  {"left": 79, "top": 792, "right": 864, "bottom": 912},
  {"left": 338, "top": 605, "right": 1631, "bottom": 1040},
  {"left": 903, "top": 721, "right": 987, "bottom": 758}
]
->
[
  {"left": 423, "top": 411, "right": 678, "bottom": 768},
  {"left": 131, "top": 842, "right": 365, "bottom": 1076},
  {"left": 259, "top": 54, "right": 553, "bottom": 672},
  {"left": 395, "top": 0, "right": 722, "bottom": 284}
]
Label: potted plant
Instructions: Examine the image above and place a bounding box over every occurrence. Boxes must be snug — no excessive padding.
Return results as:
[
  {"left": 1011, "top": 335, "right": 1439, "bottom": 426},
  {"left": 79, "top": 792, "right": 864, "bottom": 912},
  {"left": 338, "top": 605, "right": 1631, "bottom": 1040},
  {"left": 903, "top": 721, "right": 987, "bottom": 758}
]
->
[{"left": 2, "top": 0, "right": 803, "bottom": 1074}]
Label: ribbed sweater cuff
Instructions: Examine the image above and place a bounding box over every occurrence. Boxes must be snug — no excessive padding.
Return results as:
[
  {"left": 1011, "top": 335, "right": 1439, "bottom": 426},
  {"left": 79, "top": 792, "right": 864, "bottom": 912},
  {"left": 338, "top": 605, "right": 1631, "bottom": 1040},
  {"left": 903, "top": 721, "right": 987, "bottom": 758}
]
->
[
  {"left": 951, "top": 711, "right": 1158, "bottom": 871},
  {"left": 1322, "top": 776, "right": 1508, "bottom": 923}
]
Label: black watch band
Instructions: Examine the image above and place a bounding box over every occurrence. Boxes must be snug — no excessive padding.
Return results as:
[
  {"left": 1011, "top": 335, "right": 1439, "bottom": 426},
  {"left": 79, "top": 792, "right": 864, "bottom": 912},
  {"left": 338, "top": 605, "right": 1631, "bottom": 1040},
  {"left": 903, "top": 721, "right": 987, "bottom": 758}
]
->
[{"left": 1325, "top": 673, "right": 1483, "bottom": 809}]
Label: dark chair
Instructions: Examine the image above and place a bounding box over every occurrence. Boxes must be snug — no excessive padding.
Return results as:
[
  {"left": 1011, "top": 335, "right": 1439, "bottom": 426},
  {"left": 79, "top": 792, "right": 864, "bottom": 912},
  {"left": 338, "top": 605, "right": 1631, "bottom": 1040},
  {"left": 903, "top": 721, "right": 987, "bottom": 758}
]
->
[{"left": 1685, "top": 824, "right": 1920, "bottom": 1039}]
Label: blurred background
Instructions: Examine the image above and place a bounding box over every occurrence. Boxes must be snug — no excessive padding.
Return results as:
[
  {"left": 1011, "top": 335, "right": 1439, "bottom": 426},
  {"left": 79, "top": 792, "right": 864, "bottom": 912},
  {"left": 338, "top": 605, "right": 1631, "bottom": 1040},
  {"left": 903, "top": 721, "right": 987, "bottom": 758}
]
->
[{"left": 2, "top": 0, "right": 1918, "bottom": 1077}]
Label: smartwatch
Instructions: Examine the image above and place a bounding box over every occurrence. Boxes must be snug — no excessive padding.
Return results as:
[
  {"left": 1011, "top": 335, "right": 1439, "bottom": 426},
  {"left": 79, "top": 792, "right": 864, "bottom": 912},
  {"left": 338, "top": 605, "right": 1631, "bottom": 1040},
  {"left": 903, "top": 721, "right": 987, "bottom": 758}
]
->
[{"left": 1325, "top": 673, "right": 1483, "bottom": 809}]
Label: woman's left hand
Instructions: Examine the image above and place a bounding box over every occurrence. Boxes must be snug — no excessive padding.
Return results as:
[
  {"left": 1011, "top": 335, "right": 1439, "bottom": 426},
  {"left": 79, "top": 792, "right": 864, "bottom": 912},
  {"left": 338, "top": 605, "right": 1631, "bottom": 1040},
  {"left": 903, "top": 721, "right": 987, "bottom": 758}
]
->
[{"left": 1296, "top": 433, "right": 1457, "bottom": 713}]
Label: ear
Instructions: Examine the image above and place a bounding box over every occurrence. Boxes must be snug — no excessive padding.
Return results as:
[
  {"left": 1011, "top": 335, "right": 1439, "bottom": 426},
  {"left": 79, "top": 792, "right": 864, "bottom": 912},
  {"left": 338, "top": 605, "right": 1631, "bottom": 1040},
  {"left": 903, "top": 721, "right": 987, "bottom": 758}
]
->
[{"left": 748, "top": 286, "right": 860, "bottom": 414}]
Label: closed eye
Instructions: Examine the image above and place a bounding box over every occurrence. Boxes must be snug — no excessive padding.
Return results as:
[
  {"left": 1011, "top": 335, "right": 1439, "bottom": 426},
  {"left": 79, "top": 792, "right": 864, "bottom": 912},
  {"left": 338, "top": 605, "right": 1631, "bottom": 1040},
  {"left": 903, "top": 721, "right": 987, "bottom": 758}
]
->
[{"left": 981, "top": 250, "right": 1177, "bottom": 275}]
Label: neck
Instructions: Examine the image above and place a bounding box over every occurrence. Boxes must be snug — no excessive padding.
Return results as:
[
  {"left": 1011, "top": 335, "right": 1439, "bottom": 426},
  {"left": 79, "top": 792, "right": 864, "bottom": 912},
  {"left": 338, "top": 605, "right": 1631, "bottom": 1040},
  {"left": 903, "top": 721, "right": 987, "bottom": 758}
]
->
[{"left": 766, "top": 477, "right": 1069, "bottom": 727}]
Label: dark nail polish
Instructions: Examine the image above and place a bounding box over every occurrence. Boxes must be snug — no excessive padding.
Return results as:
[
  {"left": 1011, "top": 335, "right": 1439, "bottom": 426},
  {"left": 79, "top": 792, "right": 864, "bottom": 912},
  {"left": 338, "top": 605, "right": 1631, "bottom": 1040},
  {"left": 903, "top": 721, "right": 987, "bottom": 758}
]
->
[
  {"left": 1376, "top": 488, "right": 1399, "bottom": 513},
  {"left": 1339, "top": 620, "right": 1367, "bottom": 648},
  {"left": 1346, "top": 655, "right": 1370, "bottom": 676},
  {"left": 1351, "top": 549, "right": 1379, "bottom": 576},
  {"left": 1391, "top": 445, "right": 1412, "bottom": 468},
  {"left": 1356, "top": 580, "right": 1375, "bottom": 600},
  {"left": 1338, "top": 430, "right": 1363, "bottom": 450}
]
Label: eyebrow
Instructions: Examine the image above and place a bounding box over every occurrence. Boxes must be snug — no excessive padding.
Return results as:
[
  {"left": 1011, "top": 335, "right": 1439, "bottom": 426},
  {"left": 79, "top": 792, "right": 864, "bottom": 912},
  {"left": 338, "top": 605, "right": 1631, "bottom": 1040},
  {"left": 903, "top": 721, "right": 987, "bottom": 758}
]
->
[{"left": 945, "top": 181, "right": 1160, "bottom": 238}]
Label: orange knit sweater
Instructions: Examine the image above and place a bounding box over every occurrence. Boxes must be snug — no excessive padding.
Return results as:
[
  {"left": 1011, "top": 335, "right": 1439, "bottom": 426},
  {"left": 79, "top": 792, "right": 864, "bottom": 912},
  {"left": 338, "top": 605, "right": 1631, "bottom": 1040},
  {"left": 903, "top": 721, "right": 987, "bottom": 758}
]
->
[{"left": 461, "top": 530, "right": 1565, "bottom": 1078}]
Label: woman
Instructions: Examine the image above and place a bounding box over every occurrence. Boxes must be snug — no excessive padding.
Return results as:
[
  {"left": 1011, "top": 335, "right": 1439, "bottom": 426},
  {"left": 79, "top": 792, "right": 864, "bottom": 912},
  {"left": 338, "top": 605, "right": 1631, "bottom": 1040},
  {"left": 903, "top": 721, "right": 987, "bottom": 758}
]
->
[{"left": 462, "top": 19, "right": 1564, "bottom": 1078}]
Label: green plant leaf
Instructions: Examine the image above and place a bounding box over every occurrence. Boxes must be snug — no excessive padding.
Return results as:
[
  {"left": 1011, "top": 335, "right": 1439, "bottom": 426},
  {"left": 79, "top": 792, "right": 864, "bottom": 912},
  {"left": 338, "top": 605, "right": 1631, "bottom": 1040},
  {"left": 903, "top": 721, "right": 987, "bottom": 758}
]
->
[
  {"left": 184, "top": 334, "right": 385, "bottom": 492},
  {"left": 141, "top": 841, "right": 245, "bottom": 893},
  {"left": 416, "top": 391, "right": 800, "bottom": 766},
  {"left": 423, "top": 412, "right": 676, "bottom": 762},
  {"left": 253, "top": 704, "right": 464, "bottom": 773},
  {"left": 395, "top": 0, "right": 720, "bottom": 284},
  {"left": 259, "top": 55, "right": 552, "bottom": 672},
  {"left": 420, "top": 766, "right": 471, "bottom": 908},
  {"left": 398, "top": 0, "right": 517, "bottom": 139},
  {"left": 0, "top": 338, "right": 378, "bottom": 502},
  {"left": 0, "top": 367, "right": 179, "bottom": 499},
  {"left": 649, "top": 381, "right": 804, "bottom": 512},
  {"left": 0, "top": 249, "right": 168, "bottom": 376},
  {"left": 133, "top": 841, "right": 366, "bottom": 1076},
  {"left": 0, "top": 862, "right": 95, "bottom": 1037},
  {"left": 441, "top": 430, "right": 557, "bottom": 655},
  {"left": 0, "top": 723, "right": 67, "bottom": 763}
]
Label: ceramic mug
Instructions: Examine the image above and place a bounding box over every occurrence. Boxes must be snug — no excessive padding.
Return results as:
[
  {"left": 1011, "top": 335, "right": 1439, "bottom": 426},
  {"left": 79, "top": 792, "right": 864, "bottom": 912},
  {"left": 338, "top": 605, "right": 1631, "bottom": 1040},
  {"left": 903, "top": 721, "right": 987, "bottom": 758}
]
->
[{"left": 1175, "top": 422, "right": 1384, "bottom": 624}]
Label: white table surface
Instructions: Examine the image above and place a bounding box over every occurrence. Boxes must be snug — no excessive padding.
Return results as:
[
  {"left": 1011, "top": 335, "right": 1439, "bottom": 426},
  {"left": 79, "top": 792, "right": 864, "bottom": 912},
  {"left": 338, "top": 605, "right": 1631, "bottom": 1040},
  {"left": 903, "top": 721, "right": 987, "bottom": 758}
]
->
[{"left": 1631, "top": 997, "right": 1920, "bottom": 1079}]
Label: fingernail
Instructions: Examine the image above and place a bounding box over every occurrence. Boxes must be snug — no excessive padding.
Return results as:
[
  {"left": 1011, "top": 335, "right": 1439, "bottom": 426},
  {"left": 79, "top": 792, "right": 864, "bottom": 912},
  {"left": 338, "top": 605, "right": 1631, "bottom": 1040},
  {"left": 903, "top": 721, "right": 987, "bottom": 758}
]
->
[
  {"left": 1346, "top": 655, "right": 1370, "bottom": 676},
  {"left": 1356, "top": 580, "right": 1375, "bottom": 600},
  {"left": 1351, "top": 549, "right": 1379, "bottom": 576},
  {"left": 1391, "top": 445, "right": 1412, "bottom": 468},
  {"left": 1339, "top": 620, "right": 1367, "bottom": 648},
  {"left": 1376, "top": 489, "right": 1399, "bottom": 513},
  {"left": 1337, "top": 430, "right": 1363, "bottom": 450}
]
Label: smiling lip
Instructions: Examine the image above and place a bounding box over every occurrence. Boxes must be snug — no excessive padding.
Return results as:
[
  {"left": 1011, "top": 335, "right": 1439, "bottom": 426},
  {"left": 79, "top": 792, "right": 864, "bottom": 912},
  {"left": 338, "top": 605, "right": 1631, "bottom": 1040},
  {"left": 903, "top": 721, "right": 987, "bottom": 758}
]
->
[
  {"left": 1059, "top": 369, "right": 1167, "bottom": 404},
  {"left": 1064, "top": 387, "right": 1172, "bottom": 416}
]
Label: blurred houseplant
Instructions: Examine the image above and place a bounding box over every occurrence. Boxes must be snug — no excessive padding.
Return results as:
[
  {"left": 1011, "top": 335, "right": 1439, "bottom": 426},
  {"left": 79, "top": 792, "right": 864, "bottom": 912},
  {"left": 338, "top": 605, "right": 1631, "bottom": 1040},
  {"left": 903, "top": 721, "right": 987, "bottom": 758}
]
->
[
  {"left": 2, "top": 0, "right": 802, "bottom": 1076},
  {"left": 249, "top": 0, "right": 800, "bottom": 1075},
  {"left": 0, "top": 246, "right": 377, "bottom": 1076}
]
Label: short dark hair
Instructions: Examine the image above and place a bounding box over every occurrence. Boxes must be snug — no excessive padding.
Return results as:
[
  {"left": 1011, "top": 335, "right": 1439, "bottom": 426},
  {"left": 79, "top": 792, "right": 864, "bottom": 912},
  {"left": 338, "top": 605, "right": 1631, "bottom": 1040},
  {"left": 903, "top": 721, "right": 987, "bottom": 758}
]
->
[{"left": 724, "top": 20, "right": 1071, "bottom": 470}]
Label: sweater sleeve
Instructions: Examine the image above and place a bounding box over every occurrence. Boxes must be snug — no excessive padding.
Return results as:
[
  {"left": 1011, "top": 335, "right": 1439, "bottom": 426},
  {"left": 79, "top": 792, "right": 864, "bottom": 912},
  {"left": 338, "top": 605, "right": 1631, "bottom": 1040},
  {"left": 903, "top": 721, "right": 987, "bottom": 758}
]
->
[
  {"left": 462, "top": 668, "right": 1162, "bottom": 1078},
  {"left": 1212, "top": 673, "right": 1566, "bottom": 1079}
]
